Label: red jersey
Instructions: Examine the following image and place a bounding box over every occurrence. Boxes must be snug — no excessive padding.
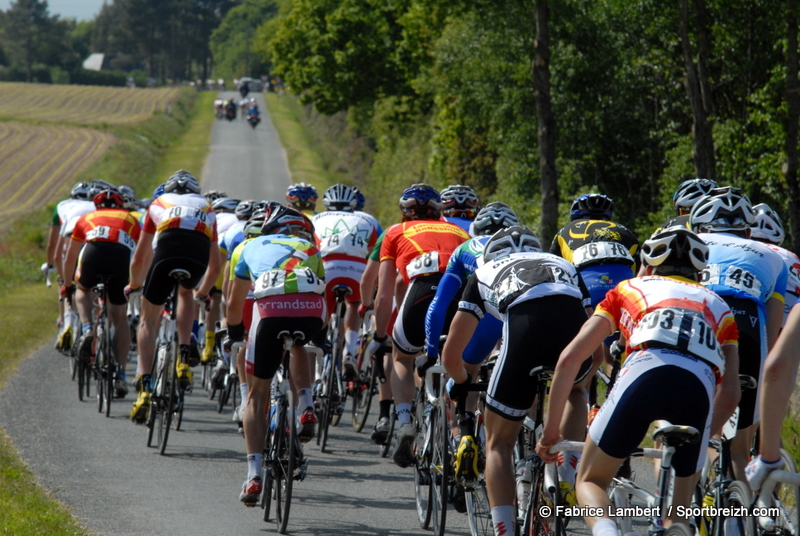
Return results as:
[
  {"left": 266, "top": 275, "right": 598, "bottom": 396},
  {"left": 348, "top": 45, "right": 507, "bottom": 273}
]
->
[
  {"left": 380, "top": 220, "right": 469, "bottom": 283},
  {"left": 71, "top": 208, "right": 141, "bottom": 251}
]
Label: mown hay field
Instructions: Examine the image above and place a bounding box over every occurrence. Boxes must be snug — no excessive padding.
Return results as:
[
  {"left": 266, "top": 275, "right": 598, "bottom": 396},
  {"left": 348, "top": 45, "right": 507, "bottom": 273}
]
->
[{"left": 0, "top": 82, "right": 181, "bottom": 125}]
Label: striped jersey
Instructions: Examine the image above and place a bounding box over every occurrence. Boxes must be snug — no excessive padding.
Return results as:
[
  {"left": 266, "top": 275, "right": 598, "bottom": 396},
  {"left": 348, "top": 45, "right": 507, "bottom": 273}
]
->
[
  {"left": 142, "top": 192, "right": 217, "bottom": 242},
  {"left": 70, "top": 208, "right": 141, "bottom": 251}
]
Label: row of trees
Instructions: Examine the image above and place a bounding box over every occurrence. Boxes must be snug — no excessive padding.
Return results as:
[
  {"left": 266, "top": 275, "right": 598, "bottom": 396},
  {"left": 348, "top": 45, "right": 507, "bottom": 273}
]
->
[{"left": 212, "top": 0, "right": 800, "bottom": 249}]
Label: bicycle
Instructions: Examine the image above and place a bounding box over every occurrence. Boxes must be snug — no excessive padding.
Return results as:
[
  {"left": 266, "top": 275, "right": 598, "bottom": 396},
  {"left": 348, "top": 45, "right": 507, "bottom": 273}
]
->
[
  {"left": 91, "top": 275, "right": 117, "bottom": 417},
  {"left": 145, "top": 268, "right": 190, "bottom": 455},
  {"left": 317, "top": 285, "right": 351, "bottom": 452},
  {"left": 350, "top": 307, "right": 377, "bottom": 432},
  {"left": 261, "top": 330, "right": 309, "bottom": 534},
  {"left": 693, "top": 375, "right": 759, "bottom": 536},
  {"left": 753, "top": 453, "right": 800, "bottom": 536}
]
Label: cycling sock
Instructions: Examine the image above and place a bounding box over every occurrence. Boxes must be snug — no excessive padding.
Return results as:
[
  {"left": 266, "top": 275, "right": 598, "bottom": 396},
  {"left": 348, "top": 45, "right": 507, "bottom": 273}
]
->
[
  {"left": 379, "top": 399, "right": 392, "bottom": 419},
  {"left": 557, "top": 450, "right": 581, "bottom": 489},
  {"left": 246, "top": 453, "right": 263, "bottom": 480},
  {"left": 344, "top": 330, "right": 358, "bottom": 357},
  {"left": 490, "top": 505, "right": 515, "bottom": 536},
  {"left": 240, "top": 383, "right": 248, "bottom": 402},
  {"left": 592, "top": 518, "right": 618, "bottom": 536},
  {"left": 297, "top": 388, "right": 313, "bottom": 411},
  {"left": 396, "top": 403, "right": 412, "bottom": 425}
]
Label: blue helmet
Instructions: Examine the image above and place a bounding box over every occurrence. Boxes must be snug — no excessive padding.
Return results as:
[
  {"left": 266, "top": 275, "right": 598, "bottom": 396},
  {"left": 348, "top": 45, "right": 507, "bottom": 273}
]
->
[
  {"left": 398, "top": 183, "right": 442, "bottom": 219},
  {"left": 570, "top": 193, "right": 614, "bottom": 221}
]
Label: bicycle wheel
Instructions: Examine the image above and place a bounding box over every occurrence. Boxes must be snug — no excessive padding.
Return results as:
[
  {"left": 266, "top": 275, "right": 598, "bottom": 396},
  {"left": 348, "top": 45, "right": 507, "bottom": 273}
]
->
[
  {"left": 77, "top": 351, "right": 87, "bottom": 401},
  {"left": 465, "top": 483, "right": 492, "bottom": 536},
  {"left": 772, "top": 449, "right": 800, "bottom": 536},
  {"left": 723, "top": 480, "right": 755, "bottom": 536},
  {"left": 157, "top": 341, "right": 176, "bottom": 455},
  {"left": 217, "top": 374, "right": 230, "bottom": 413},
  {"left": 352, "top": 359, "right": 376, "bottom": 432},
  {"left": 522, "top": 460, "right": 554, "bottom": 536},
  {"left": 430, "top": 400, "right": 450, "bottom": 536},
  {"left": 319, "top": 354, "right": 337, "bottom": 452},
  {"left": 262, "top": 422, "right": 275, "bottom": 523},
  {"left": 414, "top": 389, "right": 433, "bottom": 529},
  {"left": 95, "top": 338, "right": 106, "bottom": 413},
  {"left": 275, "top": 394, "right": 296, "bottom": 534}
]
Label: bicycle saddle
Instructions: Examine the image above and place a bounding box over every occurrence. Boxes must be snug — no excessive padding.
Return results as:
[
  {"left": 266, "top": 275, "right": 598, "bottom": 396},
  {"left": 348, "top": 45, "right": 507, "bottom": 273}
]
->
[{"left": 653, "top": 422, "right": 700, "bottom": 447}]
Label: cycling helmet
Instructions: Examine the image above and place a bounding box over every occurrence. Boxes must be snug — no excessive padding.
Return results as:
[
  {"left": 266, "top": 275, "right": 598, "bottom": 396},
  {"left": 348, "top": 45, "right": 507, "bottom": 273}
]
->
[
  {"left": 398, "top": 183, "right": 442, "bottom": 219},
  {"left": 164, "top": 170, "right": 201, "bottom": 195},
  {"left": 641, "top": 226, "right": 709, "bottom": 273},
  {"left": 235, "top": 199, "right": 256, "bottom": 220},
  {"left": 441, "top": 184, "right": 480, "bottom": 219},
  {"left": 355, "top": 189, "right": 366, "bottom": 211},
  {"left": 322, "top": 183, "right": 359, "bottom": 212},
  {"left": 93, "top": 188, "right": 125, "bottom": 209},
  {"left": 152, "top": 183, "right": 165, "bottom": 199},
  {"left": 204, "top": 189, "right": 227, "bottom": 203},
  {"left": 88, "top": 179, "right": 116, "bottom": 198},
  {"left": 261, "top": 205, "right": 314, "bottom": 239},
  {"left": 472, "top": 202, "right": 520, "bottom": 236},
  {"left": 285, "top": 183, "right": 318, "bottom": 211},
  {"left": 211, "top": 197, "right": 240, "bottom": 213},
  {"left": 672, "top": 178, "right": 718, "bottom": 211},
  {"left": 244, "top": 212, "right": 267, "bottom": 237},
  {"left": 70, "top": 181, "right": 91, "bottom": 200},
  {"left": 116, "top": 185, "right": 138, "bottom": 211},
  {"left": 689, "top": 186, "right": 755, "bottom": 233},
  {"left": 483, "top": 226, "right": 542, "bottom": 262},
  {"left": 751, "top": 203, "right": 785, "bottom": 246},
  {"left": 570, "top": 193, "right": 614, "bottom": 221}
]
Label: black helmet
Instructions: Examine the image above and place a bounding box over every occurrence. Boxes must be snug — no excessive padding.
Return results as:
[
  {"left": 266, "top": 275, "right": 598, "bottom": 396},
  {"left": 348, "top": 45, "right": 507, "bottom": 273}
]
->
[
  {"left": 164, "top": 170, "right": 201, "bottom": 195},
  {"left": 570, "top": 194, "right": 614, "bottom": 221},
  {"left": 641, "top": 226, "right": 709, "bottom": 273}
]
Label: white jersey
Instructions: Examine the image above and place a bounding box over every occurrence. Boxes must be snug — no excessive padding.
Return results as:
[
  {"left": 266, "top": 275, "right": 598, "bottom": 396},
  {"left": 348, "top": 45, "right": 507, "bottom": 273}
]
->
[
  {"left": 762, "top": 243, "right": 800, "bottom": 325},
  {"left": 312, "top": 210, "right": 381, "bottom": 263},
  {"left": 59, "top": 199, "right": 95, "bottom": 237},
  {"left": 215, "top": 213, "right": 240, "bottom": 245}
]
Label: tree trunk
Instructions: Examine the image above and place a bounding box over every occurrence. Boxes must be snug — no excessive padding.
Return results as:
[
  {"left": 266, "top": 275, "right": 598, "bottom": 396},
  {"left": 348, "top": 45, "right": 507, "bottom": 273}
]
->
[
  {"left": 533, "top": 0, "right": 558, "bottom": 242},
  {"left": 786, "top": 0, "right": 800, "bottom": 251},
  {"left": 679, "top": 0, "right": 716, "bottom": 179}
]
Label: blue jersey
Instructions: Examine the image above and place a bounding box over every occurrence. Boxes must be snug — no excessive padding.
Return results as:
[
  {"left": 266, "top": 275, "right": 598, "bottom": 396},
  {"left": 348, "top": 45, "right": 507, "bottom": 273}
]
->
[
  {"left": 444, "top": 216, "right": 473, "bottom": 236},
  {"left": 698, "top": 232, "right": 787, "bottom": 311},
  {"left": 220, "top": 221, "right": 245, "bottom": 258},
  {"left": 234, "top": 233, "right": 324, "bottom": 282}
]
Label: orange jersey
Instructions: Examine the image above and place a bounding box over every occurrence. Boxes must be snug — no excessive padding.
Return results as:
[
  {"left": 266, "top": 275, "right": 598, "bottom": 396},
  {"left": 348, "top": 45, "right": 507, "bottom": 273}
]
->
[
  {"left": 142, "top": 192, "right": 217, "bottom": 242},
  {"left": 380, "top": 220, "right": 470, "bottom": 283},
  {"left": 71, "top": 208, "right": 141, "bottom": 251}
]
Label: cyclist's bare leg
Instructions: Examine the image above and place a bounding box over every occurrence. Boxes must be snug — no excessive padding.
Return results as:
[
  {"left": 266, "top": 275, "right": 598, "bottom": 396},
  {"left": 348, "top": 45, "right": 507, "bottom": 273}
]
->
[
  {"left": 176, "top": 286, "right": 195, "bottom": 346},
  {"left": 243, "top": 375, "right": 271, "bottom": 454},
  {"left": 562, "top": 353, "right": 601, "bottom": 440},
  {"left": 136, "top": 297, "right": 161, "bottom": 375},
  {"left": 289, "top": 345, "right": 313, "bottom": 405},
  {"left": 731, "top": 423, "right": 757, "bottom": 481},
  {"left": 574, "top": 437, "right": 624, "bottom": 528},
  {"left": 109, "top": 303, "right": 129, "bottom": 370},
  {"left": 483, "top": 410, "right": 523, "bottom": 508},
  {"left": 74, "top": 285, "right": 93, "bottom": 327},
  {"left": 390, "top": 347, "right": 417, "bottom": 416},
  {"left": 344, "top": 301, "right": 360, "bottom": 355}
]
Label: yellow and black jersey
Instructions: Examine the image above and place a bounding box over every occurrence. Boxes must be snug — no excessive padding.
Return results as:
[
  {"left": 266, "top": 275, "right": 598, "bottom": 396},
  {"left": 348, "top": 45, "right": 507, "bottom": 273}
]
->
[{"left": 549, "top": 219, "right": 640, "bottom": 271}]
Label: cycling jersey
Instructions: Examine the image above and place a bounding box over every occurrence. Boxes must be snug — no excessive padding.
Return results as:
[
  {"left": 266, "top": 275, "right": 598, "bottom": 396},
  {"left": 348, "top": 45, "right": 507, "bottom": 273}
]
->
[
  {"left": 222, "top": 223, "right": 246, "bottom": 262},
  {"left": 143, "top": 192, "right": 217, "bottom": 243},
  {"left": 356, "top": 210, "right": 382, "bottom": 237},
  {"left": 215, "top": 213, "right": 240, "bottom": 244},
  {"left": 59, "top": 199, "right": 95, "bottom": 237},
  {"left": 443, "top": 215, "right": 473, "bottom": 235},
  {"left": 379, "top": 220, "right": 469, "bottom": 283},
  {"left": 424, "top": 235, "right": 501, "bottom": 364},
  {"left": 70, "top": 208, "right": 141, "bottom": 251},
  {"left": 595, "top": 275, "right": 739, "bottom": 381},
  {"left": 761, "top": 243, "right": 800, "bottom": 325},
  {"left": 313, "top": 210, "right": 380, "bottom": 263}
]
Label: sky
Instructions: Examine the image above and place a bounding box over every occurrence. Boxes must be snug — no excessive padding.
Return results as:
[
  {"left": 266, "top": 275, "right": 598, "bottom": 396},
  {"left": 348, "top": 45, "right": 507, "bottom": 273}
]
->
[{"left": 0, "top": 1, "right": 104, "bottom": 21}]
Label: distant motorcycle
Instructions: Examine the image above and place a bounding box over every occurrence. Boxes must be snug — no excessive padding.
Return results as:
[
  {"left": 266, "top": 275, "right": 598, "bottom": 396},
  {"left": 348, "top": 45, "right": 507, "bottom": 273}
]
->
[
  {"left": 225, "top": 102, "right": 236, "bottom": 121},
  {"left": 247, "top": 112, "right": 260, "bottom": 129}
]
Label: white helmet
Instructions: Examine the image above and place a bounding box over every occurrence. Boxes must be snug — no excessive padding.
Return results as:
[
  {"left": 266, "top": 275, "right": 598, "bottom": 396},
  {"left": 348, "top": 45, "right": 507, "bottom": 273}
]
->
[
  {"left": 689, "top": 186, "right": 755, "bottom": 233},
  {"left": 751, "top": 203, "right": 785, "bottom": 246},
  {"left": 322, "top": 183, "right": 359, "bottom": 212},
  {"left": 641, "top": 226, "right": 709, "bottom": 273},
  {"left": 472, "top": 202, "right": 520, "bottom": 236},
  {"left": 483, "top": 226, "right": 542, "bottom": 262}
]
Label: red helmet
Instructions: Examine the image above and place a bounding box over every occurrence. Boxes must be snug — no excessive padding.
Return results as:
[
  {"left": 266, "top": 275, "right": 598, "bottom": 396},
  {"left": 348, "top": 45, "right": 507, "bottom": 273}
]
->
[{"left": 93, "top": 188, "right": 125, "bottom": 209}]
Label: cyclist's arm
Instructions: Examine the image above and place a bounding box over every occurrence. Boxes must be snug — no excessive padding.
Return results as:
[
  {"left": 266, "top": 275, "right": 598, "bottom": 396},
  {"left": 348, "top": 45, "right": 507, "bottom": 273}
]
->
[
  {"left": 62, "top": 238, "right": 82, "bottom": 287},
  {"left": 54, "top": 232, "right": 67, "bottom": 282},
  {"left": 441, "top": 310, "right": 478, "bottom": 383},
  {"left": 373, "top": 259, "right": 396, "bottom": 339},
  {"left": 539, "top": 315, "right": 611, "bottom": 460},
  {"left": 766, "top": 296, "right": 785, "bottom": 351},
  {"left": 195, "top": 241, "right": 221, "bottom": 297},
  {"left": 45, "top": 224, "right": 59, "bottom": 268},
  {"left": 226, "top": 276, "right": 250, "bottom": 327},
  {"left": 710, "top": 344, "right": 740, "bottom": 436},
  {"left": 424, "top": 273, "right": 462, "bottom": 358},
  {"left": 129, "top": 231, "right": 155, "bottom": 289},
  {"left": 359, "top": 257, "right": 379, "bottom": 308}
]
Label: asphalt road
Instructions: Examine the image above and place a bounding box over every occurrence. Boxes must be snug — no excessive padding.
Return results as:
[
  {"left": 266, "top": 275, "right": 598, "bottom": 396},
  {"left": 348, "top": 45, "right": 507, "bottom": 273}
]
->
[{"left": 0, "top": 92, "right": 474, "bottom": 536}]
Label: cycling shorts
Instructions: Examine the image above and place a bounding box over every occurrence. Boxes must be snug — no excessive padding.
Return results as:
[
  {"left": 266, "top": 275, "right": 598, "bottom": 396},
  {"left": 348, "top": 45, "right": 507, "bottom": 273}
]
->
[
  {"left": 323, "top": 259, "right": 364, "bottom": 315},
  {"left": 393, "top": 274, "right": 457, "bottom": 355},
  {"left": 722, "top": 296, "right": 766, "bottom": 429},
  {"left": 486, "top": 295, "right": 592, "bottom": 421},
  {"left": 589, "top": 348, "right": 714, "bottom": 477},
  {"left": 245, "top": 293, "right": 326, "bottom": 380},
  {"left": 76, "top": 241, "right": 131, "bottom": 306},
  {"left": 143, "top": 229, "right": 210, "bottom": 306}
]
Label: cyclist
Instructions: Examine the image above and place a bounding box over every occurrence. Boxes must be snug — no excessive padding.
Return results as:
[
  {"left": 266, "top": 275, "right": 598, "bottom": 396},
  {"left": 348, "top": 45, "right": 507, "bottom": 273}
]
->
[
  {"left": 223, "top": 205, "right": 326, "bottom": 505},
  {"left": 689, "top": 186, "right": 787, "bottom": 481},
  {"left": 127, "top": 170, "right": 221, "bottom": 424},
  {"left": 312, "top": 183, "right": 381, "bottom": 379},
  {"left": 117, "top": 185, "right": 142, "bottom": 221},
  {"left": 285, "top": 183, "right": 318, "bottom": 217},
  {"left": 537, "top": 226, "right": 741, "bottom": 535},
  {"left": 444, "top": 226, "right": 597, "bottom": 536},
  {"left": 440, "top": 184, "right": 481, "bottom": 235},
  {"left": 62, "top": 188, "right": 141, "bottom": 398},
  {"left": 372, "top": 184, "right": 469, "bottom": 468}
]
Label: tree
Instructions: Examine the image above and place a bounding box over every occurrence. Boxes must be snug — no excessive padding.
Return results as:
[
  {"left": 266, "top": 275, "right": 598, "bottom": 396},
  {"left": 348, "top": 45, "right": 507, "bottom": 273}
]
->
[
  {"left": 534, "top": 0, "right": 558, "bottom": 242},
  {"left": 210, "top": 0, "right": 277, "bottom": 82},
  {"left": 0, "top": 0, "right": 70, "bottom": 81}
]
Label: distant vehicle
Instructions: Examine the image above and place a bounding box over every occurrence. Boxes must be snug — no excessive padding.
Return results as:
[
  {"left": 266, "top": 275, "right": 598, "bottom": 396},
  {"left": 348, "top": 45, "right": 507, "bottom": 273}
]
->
[{"left": 238, "top": 77, "right": 263, "bottom": 92}]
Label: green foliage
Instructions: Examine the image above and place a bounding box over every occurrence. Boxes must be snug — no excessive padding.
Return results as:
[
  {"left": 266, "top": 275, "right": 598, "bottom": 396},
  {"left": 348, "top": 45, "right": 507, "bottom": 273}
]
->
[{"left": 210, "top": 0, "right": 277, "bottom": 81}]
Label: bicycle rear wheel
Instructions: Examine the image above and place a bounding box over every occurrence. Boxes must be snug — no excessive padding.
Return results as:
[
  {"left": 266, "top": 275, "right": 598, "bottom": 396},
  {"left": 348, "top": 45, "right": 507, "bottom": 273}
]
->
[
  {"left": 157, "top": 341, "right": 176, "bottom": 455},
  {"left": 723, "top": 480, "right": 755, "bottom": 536},
  {"left": 414, "top": 388, "right": 432, "bottom": 529},
  {"left": 465, "top": 483, "right": 492, "bottom": 536},
  {"left": 430, "top": 400, "right": 450, "bottom": 536},
  {"left": 262, "top": 423, "right": 275, "bottom": 522},
  {"left": 319, "top": 355, "right": 337, "bottom": 453},
  {"left": 352, "top": 359, "right": 376, "bottom": 432},
  {"left": 275, "top": 394, "right": 296, "bottom": 534},
  {"left": 380, "top": 408, "right": 396, "bottom": 458},
  {"left": 773, "top": 449, "right": 800, "bottom": 536},
  {"left": 95, "top": 343, "right": 106, "bottom": 413}
]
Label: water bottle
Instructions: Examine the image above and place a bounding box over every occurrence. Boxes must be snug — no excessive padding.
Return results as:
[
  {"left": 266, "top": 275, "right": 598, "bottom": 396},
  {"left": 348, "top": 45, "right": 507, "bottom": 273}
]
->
[{"left": 515, "top": 458, "right": 531, "bottom": 518}]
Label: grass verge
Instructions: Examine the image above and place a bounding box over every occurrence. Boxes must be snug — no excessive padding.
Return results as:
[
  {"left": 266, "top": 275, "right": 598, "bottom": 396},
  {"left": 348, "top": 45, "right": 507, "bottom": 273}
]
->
[{"left": 0, "top": 89, "right": 215, "bottom": 535}]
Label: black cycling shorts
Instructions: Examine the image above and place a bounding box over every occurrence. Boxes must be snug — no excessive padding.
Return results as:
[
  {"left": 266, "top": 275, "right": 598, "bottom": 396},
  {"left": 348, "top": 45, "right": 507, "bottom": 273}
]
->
[
  {"left": 143, "top": 229, "right": 210, "bottom": 306},
  {"left": 723, "top": 296, "right": 764, "bottom": 429},
  {"left": 486, "top": 294, "right": 592, "bottom": 421},
  {"left": 393, "top": 273, "right": 458, "bottom": 355},
  {"left": 77, "top": 241, "right": 131, "bottom": 305}
]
